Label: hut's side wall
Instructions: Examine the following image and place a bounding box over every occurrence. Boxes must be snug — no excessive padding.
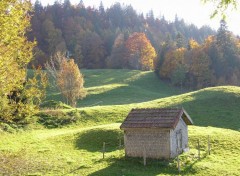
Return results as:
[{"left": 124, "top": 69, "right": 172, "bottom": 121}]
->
[
  {"left": 170, "top": 117, "right": 188, "bottom": 158},
  {"left": 124, "top": 128, "right": 170, "bottom": 159}
]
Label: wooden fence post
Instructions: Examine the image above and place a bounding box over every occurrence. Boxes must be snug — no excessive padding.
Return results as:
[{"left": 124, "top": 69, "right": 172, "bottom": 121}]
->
[
  {"left": 177, "top": 148, "right": 180, "bottom": 174},
  {"left": 102, "top": 142, "right": 105, "bottom": 159},
  {"left": 197, "top": 139, "right": 200, "bottom": 160},
  {"left": 208, "top": 135, "right": 211, "bottom": 155}
]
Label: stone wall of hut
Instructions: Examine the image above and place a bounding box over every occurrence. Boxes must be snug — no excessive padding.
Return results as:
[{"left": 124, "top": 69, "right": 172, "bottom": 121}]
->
[
  {"left": 124, "top": 128, "right": 170, "bottom": 159},
  {"left": 170, "top": 117, "right": 189, "bottom": 158}
]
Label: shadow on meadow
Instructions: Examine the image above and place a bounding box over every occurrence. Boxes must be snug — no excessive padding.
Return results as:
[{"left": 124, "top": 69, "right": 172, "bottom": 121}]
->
[
  {"left": 73, "top": 128, "right": 201, "bottom": 175},
  {"left": 75, "top": 128, "right": 123, "bottom": 152},
  {"left": 77, "top": 71, "right": 178, "bottom": 107},
  {"left": 77, "top": 86, "right": 240, "bottom": 130},
  {"left": 45, "top": 70, "right": 178, "bottom": 107},
  {"left": 88, "top": 157, "right": 197, "bottom": 176},
  {"left": 174, "top": 87, "right": 240, "bottom": 130}
]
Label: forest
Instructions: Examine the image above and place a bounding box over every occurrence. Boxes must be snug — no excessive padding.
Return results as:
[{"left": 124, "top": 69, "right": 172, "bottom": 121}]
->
[{"left": 29, "top": 0, "right": 240, "bottom": 89}]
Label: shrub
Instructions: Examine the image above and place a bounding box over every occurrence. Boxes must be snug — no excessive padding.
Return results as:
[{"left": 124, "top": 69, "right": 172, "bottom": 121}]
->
[{"left": 37, "top": 110, "right": 80, "bottom": 128}]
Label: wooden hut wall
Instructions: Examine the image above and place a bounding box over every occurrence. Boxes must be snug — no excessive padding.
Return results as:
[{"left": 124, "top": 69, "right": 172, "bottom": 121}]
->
[
  {"left": 124, "top": 128, "right": 170, "bottom": 159},
  {"left": 170, "top": 117, "right": 189, "bottom": 158}
]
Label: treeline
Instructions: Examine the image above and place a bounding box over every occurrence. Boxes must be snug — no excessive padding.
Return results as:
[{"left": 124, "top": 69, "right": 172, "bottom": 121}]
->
[
  {"left": 29, "top": 1, "right": 240, "bottom": 89},
  {"left": 157, "top": 20, "right": 240, "bottom": 89},
  {"left": 29, "top": 0, "right": 215, "bottom": 69}
]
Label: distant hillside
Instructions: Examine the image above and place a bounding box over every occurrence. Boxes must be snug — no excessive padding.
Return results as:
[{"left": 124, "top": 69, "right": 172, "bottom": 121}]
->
[
  {"left": 43, "top": 69, "right": 240, "bottom": 130},
  {"left": 74, "top": 85, "right": 240, "bottom": 131},
  {"left": 29, "top": 1, "right": 215, "bottom": 67},
  {"left": 45, "top": 69, "right": 181, "bottom": 107}
]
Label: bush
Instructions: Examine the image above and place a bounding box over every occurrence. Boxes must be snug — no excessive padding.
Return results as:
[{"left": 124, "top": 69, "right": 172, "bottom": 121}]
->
[
  {"left": 0, "top": 123, "right": 17, "bottom": 133},
  {"left": 40, "top": 100, "right": 72, "bottom": 109},
  {"left": 37, "top": 110, "right": 80, "bottom": 128}
]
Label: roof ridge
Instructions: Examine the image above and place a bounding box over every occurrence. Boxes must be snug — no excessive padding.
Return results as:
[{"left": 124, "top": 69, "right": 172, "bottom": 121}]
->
[{"left": 120, "top": 107, "right": 191, "bottom": 129}]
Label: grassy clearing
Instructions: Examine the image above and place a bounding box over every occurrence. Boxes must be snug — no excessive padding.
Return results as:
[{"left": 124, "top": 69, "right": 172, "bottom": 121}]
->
[
  {"left": 0, "top": 124, "right": 239, "bottom": 175},
  {"left": 59, "top": 86, "right": 239, "bottom": 130},
  {"left": 42, "top": 69, "right": 240, "bottom": 130},
  {"left": 45, "top": 69, "right": 180, "bottom": 107},
  {"left": 1, "top": 69, "right": 239, "bottom": 175}
]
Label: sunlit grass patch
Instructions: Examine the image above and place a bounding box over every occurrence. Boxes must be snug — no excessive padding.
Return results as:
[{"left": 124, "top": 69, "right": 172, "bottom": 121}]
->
[
  {"left": 0, "top": 124, "right": 239, "bottom": 175},
  {"left": 86, "top": 84, "right": 128, "bottom": 95}
]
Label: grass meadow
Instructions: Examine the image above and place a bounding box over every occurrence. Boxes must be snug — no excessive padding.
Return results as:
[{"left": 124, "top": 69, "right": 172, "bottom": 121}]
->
[{"left": 0, "top": 69, "right": 239, "bottom": 175}]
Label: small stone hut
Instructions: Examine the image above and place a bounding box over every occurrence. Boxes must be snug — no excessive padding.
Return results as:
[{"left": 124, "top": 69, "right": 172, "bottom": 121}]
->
[{"left": 120, "top": 108, "right": 193, "bottom": 159}]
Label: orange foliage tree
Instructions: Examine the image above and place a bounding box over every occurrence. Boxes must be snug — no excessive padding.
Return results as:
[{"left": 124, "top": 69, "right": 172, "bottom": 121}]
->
[
  {"left": 124, "top": 32, "right": 156, "bottom": 70},
  {"left": 160, "top": 47, "right": 186, "bottom": 79},
  {"left": 57, "top": 59, "right": 86, "bottom": 107}
]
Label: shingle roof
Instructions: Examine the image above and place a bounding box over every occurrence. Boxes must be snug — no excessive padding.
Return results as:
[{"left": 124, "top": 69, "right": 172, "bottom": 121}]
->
[{"left": 120, "top": 108, "right": 193, "bottom": 129}]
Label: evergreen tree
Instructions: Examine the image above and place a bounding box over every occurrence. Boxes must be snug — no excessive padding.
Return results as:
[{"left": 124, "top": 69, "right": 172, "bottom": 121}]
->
[
  {"left": 99, "top": 1, "right": 105, "bottom": 14},
  {"left": 176, "top": 32, "right": 185, "bottom": 48}
]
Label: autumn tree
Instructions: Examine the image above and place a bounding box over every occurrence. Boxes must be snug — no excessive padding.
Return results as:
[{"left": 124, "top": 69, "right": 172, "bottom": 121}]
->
[
  {"left": 45, "top": 52, "right": 65, "bottom": 83},
  {"left": 160, "top": 47, "right": 186, "bottom": 79},
  {"left": 125, "top": 32, "right": 157, "bottom": 70},
  {"left": 46, "top": 53, "right": 86, "bottom": 107},
  {"left": 188, "top": 39, "right": 200, "bottom": 50},
  {"left": 57, "top": 59, "right": 86, "bottom": 107},
  {"left": 187, "top": 47, "right": 214, "bottom": 88},
  {"left": 0, "top": 0, "right": 47, "bottom": 124}
]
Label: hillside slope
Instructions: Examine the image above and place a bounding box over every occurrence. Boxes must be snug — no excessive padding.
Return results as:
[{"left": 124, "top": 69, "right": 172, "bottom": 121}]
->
[
  {"left": 0, "top": 124, "right": 239, "bottom": 175},
  {"left": 73, "top": 86, "right": 240, "bottom": 131},
  {"left": 1, "top": 69, "right": 239, "bottom": 175},
  {"left": 43, "top": 69, "right": 240, "bottom": 130},
  {"left": 46, "top": 69, "right": 180, "bottom": 107}
]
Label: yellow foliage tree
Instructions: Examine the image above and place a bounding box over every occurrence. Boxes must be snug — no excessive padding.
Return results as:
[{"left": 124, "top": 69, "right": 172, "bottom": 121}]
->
[
  {"left": 0, "top": 0, "right": 48, "bottom": 124},
  {"left": 0, "top": 0, "right": 33, "bottom": 94},
  {"left": 188, "top": 39, "right": 200, "bottom": 50},
  {"left": 57, "top": 59, "right": 86, "bottom": 107}
]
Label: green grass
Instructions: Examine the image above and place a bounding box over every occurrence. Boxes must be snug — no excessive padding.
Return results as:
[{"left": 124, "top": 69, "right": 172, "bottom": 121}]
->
[
  {"left": 45, "top": 69, "right": 180, "bottom": 107},
  {"left": 0, "top": 124, "right": 239, "bottom": 175},
  {"left": 44, "top": 69, "right": 240, "bottom": 130},
  {"left": 1, "top": 69, "right": 239, "bottom": 175},
  {"left": 61, "top": 86, "right": 240, "bottom": 130}
]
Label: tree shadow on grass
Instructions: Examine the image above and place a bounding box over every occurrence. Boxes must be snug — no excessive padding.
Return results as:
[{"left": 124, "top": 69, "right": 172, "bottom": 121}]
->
[
  {"left": 77, "top": 72, "right": 179, "bottom": 107},
  {"left": 175, "top": 88, "right": 240, "bottom": 130},
  {"left": 181, "top": 154, "right": 207, "bottom": 175},
  {"left": 77, "top": 85, "right": 172, "bottom": 107},
  {"left": 88, "top": 157, "right": 197, "bottom": 176},
  {"left": 75, "top": 128, "right": 123, "bottom": 152}
]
